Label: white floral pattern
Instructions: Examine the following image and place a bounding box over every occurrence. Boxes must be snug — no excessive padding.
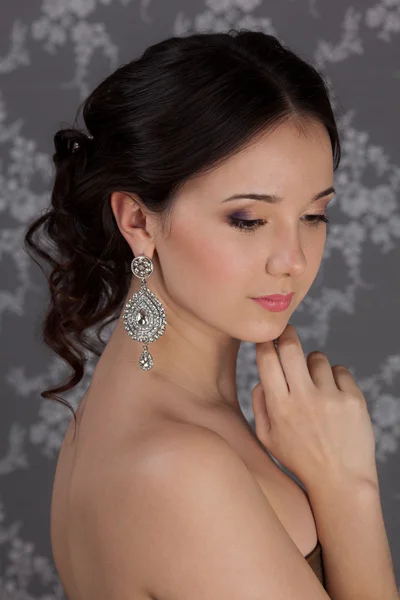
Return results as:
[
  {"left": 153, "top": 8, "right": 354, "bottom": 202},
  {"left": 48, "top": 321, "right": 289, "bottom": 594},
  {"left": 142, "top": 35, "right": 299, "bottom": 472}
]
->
[
  {"left": 366, "top": 0, "right": 400, "bottom": 42},
  {"left": 0, "top": 0, "right": 400, "bottom": 596}
]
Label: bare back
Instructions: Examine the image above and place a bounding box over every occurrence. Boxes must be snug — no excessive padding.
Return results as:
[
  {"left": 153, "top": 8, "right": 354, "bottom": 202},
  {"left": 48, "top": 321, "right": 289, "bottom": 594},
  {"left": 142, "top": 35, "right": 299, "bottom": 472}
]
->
[{"left": 51, "top": 382, "right": 319, "bottom": 599}]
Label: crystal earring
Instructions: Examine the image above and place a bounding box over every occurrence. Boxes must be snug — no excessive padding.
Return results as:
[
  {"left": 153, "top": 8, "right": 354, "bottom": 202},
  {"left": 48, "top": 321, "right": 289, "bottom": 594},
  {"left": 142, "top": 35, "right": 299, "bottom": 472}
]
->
[{"left": 122, "top": 255, "right": 167, "bottom": 371}]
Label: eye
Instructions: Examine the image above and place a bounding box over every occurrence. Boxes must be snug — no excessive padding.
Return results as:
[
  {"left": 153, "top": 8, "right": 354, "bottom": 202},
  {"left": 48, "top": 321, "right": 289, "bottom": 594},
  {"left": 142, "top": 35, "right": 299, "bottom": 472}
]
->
[
  {"left": 227, "top": 217, "right": 265, "bottom": 232},
  {"left": 227, "top": 214, "right": 330, "bottom": 233},
  {"left": 302, "top": 214, "right": 330, "bottom": 226}
]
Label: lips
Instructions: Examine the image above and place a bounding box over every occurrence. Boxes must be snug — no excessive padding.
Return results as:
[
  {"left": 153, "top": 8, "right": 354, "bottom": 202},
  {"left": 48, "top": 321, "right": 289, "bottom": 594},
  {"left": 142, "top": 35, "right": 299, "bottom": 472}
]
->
[
  {"left": 253, "top": 293, "right": 294, "bottom": 301},
  {"left": 252, "top": 293, "right": 294, "bottom": 312}
]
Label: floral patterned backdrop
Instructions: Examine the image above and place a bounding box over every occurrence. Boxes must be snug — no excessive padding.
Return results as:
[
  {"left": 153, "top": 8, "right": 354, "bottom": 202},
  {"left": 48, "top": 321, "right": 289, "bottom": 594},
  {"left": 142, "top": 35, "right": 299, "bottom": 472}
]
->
[{"left": 0, "top": 0, "right": 399, "bottom": 597}]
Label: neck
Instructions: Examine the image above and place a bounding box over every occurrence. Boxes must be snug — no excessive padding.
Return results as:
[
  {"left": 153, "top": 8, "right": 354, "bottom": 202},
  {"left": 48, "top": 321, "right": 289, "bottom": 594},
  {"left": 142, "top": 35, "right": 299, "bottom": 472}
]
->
[{"left": 94, "top": 294, "right": 243, "bottom": 415}]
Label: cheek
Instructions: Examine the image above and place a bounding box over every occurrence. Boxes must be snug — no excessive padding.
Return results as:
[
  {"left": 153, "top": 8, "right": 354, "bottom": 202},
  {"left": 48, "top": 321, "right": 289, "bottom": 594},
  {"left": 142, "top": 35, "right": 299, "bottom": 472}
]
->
[
  {"left": 162, "top": 223, "right": 249, "bottom": 308},
  {"left": 179, "top": 230, "right": 247, "bottom": 290},
  {"left": 202, "top": 239, "right": 251, "bottom": 285},
  {"left": 302, "top": 230, "right": 326, "bottom": 277}
]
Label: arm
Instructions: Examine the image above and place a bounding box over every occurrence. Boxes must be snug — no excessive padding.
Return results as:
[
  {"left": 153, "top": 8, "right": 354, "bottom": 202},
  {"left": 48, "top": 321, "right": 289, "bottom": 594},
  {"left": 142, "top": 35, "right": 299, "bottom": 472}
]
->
[
  {"left": 104, "top": 426, "right": 331, "bottom": 599},
  {"left": 307, "top": 476, "right": 399, "bottom": 600}
]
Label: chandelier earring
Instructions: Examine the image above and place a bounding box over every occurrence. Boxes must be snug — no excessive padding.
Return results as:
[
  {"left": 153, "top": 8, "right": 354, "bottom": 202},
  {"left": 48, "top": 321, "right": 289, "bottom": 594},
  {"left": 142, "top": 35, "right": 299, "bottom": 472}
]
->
[{"left": 122, "top": 255, "right": 167, "bottom": 371}]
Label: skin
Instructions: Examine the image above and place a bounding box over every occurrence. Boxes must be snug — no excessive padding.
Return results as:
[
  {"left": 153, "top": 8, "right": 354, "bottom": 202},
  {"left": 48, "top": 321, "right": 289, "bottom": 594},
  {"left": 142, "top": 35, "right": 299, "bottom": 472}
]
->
[
  {"left": 50, "top": 115, "right": 337, "bottom": 599},
  {"left": 102, "top": 115, "right": 335, "bottom": 416}
]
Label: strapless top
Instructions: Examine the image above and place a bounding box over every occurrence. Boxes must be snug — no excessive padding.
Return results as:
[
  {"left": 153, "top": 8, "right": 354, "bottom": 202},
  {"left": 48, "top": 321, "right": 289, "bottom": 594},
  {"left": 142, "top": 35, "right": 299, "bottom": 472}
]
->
[{"left": 305, "top": 540, "right": 325, "bottom": 588}]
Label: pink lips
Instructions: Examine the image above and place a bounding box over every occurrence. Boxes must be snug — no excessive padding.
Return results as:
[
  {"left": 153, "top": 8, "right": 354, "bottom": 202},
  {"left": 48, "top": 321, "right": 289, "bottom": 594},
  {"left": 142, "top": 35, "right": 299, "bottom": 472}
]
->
[{"left": 252, "top": 292, "right": 294, "bottom": 312}]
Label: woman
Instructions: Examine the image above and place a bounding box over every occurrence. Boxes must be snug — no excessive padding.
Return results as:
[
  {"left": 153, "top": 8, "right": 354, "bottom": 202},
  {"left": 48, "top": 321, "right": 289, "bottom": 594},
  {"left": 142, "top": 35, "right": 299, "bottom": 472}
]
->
[{"left": 24, "top": 30, "right": 398, "bottom": 600}]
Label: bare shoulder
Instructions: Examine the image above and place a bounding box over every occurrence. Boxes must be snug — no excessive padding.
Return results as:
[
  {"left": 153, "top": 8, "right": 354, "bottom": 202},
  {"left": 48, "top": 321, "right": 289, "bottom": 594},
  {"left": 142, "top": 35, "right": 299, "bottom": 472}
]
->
[
  {"left": 94, "top": 424, "right": 330, "bottom": 600},
  {"left": 132, "top": 422, "right": 244, "bottom": 480}
]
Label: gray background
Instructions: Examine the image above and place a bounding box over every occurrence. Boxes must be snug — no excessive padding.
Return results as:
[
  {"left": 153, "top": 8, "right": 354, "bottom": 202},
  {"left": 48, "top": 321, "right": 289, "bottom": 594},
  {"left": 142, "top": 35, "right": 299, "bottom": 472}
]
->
[{"left": 1, "top": 0, "right": 400, "bottom": 597}]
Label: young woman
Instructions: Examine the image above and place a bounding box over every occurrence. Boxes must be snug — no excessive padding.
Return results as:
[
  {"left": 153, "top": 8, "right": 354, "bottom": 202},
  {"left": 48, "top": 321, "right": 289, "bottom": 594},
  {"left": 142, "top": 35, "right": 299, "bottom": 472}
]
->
[{"left": 24, "top": 29, "right": 398, "bottom": 600}]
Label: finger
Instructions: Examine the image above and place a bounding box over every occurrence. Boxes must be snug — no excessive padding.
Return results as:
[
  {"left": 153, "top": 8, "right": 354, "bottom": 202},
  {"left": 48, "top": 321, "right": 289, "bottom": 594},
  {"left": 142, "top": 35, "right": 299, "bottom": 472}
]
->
[
  {"left": 255, "top": 338, "right": 289, "bottom": 400},
  {"left": 331, "top": 364, "right": 364, "bottom": 398},
  {"left": 252, "top": 382, "right": 271, "bottom": 444},
  {"left": 275, "top": 324, "right": 313, "bottom": 393},
  {"left": 306, "top": 351, "right": 338, "bottom": 390}
]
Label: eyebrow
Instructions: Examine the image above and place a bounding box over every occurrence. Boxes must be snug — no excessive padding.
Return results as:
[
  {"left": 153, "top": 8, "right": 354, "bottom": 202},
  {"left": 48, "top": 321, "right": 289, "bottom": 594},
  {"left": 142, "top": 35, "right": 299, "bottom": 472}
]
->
[{"left": 221, "top": 186, "right": 336, "bottom": 204}]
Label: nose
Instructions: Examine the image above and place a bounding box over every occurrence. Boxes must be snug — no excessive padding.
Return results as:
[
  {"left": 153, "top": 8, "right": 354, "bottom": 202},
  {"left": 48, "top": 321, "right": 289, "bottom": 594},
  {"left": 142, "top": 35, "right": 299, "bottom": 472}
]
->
[{"left": 265, "top": 230, "right": 307, "bottom": 278}]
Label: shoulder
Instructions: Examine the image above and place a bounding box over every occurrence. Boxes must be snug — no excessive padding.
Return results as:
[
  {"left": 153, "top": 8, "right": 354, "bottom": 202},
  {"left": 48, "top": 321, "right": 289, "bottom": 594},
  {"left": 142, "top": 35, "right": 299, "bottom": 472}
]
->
[
  {"left": 91, "top": 422, "right": 243, "bottom": 504},
  {"left": 96, "top": 424, "right": 329, "bottom": 599},
  {"left": 134, "top": 422, "right": 248, "bottom": 481}
]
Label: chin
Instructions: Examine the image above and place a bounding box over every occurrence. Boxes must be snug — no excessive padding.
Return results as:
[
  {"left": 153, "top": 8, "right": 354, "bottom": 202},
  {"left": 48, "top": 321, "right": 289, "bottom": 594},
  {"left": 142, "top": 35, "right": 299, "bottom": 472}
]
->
[{"left": 240, "top": 319, "right": 289, "bottom": 345}]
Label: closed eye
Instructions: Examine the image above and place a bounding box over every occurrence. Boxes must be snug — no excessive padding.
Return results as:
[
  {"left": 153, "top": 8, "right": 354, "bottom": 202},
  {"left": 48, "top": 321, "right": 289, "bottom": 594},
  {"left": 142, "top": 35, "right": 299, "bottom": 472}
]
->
[{"left": 227, "top": 214, "right": 330, "bottom": 233}]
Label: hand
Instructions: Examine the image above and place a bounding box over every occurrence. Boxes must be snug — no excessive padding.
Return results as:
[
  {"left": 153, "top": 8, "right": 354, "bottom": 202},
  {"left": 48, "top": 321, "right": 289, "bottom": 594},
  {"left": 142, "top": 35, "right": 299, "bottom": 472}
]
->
[{"left": 251, "top": 324, "right": 378, "bottom": 491}]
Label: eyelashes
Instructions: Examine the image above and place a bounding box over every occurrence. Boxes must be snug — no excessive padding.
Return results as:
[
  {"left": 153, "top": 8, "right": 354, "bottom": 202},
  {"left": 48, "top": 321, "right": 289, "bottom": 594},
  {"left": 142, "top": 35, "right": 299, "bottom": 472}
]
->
[{"left": 227, "top": 214, "right": 330, "bottom": 233}]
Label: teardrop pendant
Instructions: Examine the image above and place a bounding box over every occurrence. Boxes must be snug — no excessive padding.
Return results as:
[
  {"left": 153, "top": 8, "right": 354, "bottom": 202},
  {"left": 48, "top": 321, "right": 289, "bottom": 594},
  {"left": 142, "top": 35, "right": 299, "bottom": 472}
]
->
[
  {"left": 122, "top": 255, "right": 167, "bottom": 371},
  {"left": 139, "top": 345, "right": 154, "bottom": 371}
]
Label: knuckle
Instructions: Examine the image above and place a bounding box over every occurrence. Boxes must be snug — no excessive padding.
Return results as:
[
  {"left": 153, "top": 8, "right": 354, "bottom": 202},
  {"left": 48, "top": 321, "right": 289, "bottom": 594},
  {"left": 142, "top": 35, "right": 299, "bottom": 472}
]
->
[
  {"left": 276, "top": 403, "right": 291, "bottom": 419},
  {"left": 344, "top": 394, "right": 364, "bottom": 412},
  {"left": 346, "top": 390, "right": 363, "bottom": 404}
]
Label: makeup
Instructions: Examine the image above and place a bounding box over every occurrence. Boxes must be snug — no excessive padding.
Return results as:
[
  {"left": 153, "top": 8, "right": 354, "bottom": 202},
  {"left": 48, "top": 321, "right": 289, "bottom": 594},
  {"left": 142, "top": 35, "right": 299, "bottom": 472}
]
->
[{"left": 252, "top": 293, "right": 294, "bottom": 312}]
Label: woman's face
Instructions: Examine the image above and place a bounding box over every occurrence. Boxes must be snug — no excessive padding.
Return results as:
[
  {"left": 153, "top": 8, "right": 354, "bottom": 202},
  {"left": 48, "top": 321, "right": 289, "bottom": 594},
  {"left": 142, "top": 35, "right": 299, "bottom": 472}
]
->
[{"left": 152, "top": 117, "right": 335, "bottom": 343}]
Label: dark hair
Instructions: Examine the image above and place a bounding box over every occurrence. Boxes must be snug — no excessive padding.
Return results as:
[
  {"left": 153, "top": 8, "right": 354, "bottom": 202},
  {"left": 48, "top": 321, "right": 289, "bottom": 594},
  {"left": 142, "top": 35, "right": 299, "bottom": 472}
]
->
[{"left": 24, "top": 29, "right": 341, "bottom": 433}]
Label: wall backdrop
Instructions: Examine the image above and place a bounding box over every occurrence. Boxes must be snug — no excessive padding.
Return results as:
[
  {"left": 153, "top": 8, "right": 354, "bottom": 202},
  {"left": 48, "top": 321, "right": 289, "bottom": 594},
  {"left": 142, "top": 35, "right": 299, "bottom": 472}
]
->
[{"left": 0, "top": 0, "right": 399, "bottom": 597}]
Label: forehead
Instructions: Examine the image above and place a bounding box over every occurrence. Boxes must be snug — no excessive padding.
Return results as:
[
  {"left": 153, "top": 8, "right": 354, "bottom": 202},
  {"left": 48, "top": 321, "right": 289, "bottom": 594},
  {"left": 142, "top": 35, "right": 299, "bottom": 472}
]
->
[{"left": 178, "top": 118, "right": 334, "bottom": 205}]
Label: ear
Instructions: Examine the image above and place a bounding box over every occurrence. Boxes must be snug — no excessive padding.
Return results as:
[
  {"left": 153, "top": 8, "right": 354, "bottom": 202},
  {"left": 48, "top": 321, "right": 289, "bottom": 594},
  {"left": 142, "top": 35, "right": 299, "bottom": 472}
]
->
[{"left": 110, "top": 191, "right": 157, "bottom": 257}]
